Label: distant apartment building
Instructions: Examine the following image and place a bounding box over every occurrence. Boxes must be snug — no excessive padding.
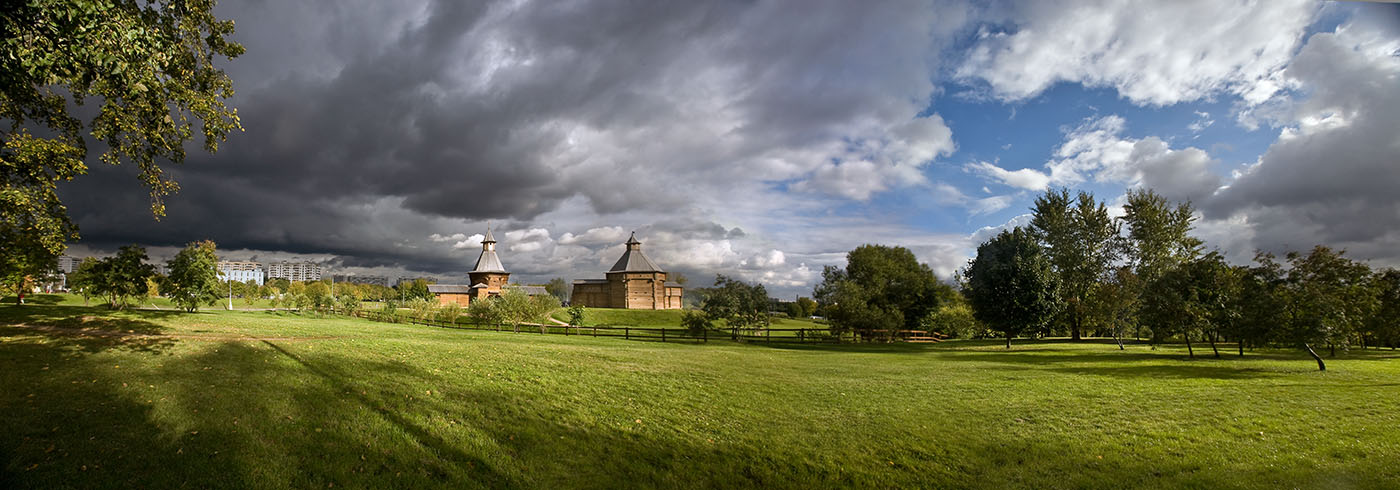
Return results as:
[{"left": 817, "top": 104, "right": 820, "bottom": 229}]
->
[
  {"left": 218, "top": 261, "right": 266, "bottom": 285},
  {"left": 265, "top": 261, "right": 323, "bottom": 282},
  {"left": 332, "top": 274, "right": 390, "bottom": 287},
  {"left": 57, "top": 255, "right": 80, "bottom": 273},
  {"left": 396, "top": 276, "right": 437, "bottom": 287}
]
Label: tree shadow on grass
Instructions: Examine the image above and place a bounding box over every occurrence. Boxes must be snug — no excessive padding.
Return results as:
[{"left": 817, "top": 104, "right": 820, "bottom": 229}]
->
[
  {"left": 1, "top": 294, "right": 66, "bottom": 306},
  {"left": 0, "top": 306, "right": 179, "bottom": 357}
]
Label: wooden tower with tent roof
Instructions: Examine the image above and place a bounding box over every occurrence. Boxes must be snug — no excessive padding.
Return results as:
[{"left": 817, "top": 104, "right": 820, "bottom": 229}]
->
[
  {"left": 571, "top": 232, "right": 683, "bottom": 309},
  {"left": 430, "top": 225, "right": 545, "bottom": 306}
]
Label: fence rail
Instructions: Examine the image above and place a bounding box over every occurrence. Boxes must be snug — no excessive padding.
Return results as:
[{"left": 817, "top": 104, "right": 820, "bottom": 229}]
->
[{"left": 352, "top": 311, "right": 943, "bottom": 345}]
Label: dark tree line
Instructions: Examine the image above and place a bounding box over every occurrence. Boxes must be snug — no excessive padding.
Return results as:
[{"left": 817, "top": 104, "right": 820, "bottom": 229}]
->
[{"left": 961, "top": 187, "right": 1399, "bottom": 370}]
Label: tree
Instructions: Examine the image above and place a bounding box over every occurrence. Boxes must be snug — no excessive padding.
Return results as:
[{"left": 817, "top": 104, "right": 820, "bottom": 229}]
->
[
  {"left": 1030, "top": 189, "right": 1120, "bottom": 340},
  {"left": 566, "top": 305, "right": 586, "bottom": 327},
  {"left": 89, "top": 245, "right": 156, "bottom": 310},
  {"left": 699, "top": 275, "right": 770, "bottom": 333},
  {"left": 491, "top": 288, "right": 560, "bottom": 333},
  {"left": 66, "top": 257, "right": 99, "bottom": 306},
  {"left": 241, "top": 281, "right": 260, "bottom": 306},
  {"left": 1368, "top": 269, "right": 1400, "bottom": 349},
  {"left": 1284, "top": 246, "right": 1375, "bottom": 370},
  {"left": 1234, "top": 253, "right": 1288, "bottom": 355},
  {"left": 468, "top": 296, "right": 505, "bottom": 327},
  {"left": 1, "top": 1, "right": 244, "bottom": 277},
  {"left": 330, "top": 294, "right": 355, "bottom": 316},
  {"left": 266, "top": 278, "right": 291, "bottom": 294},
  {"left": 963, "top": 228, "right": 1062, "bottom": 348},
  {"left": 164, "top": 240, "right": 220, "bottom": 312},
  {"left": 1122, "top": 189, "right": 1201, "bottom": 283},
  {"left": 1140, "top": 252, "right": 1235, "bottom": 358},
  {"left": 681, "top": 310, "right": 713, "bottom": 336},
  {"left": 814, "top": 245, "right": 944, "bottom": 341},
  {"left": 436, "top": 302, "right": 462, "bottom": 324},
  {"left": 304, "top": 281, "right": 332, "bottom": 312},
  {"left": 544, "top": 277, "right": 570, "bottom": 303},
  {"left": 285, "top": 281, "right": 307, "bottom": 310},
  {"left": 528, "top": 293, "right": 562, "bottom": 333},
  {"left": 406, "top": 297, "right": 435, "bottom": 322},
  {"left": 1085, "top": 266, "right": 1140, "bottom": 349},
  {"left": 396, "top": 278, "right": 434, "bottom": 302},
  {"left": 921, "top": 290, "right": 985, "bottom": 339},
  {"left": 795, "top": 295, "right": 817, "bottom": 317},
  {"left": 0, "top": 229, "right": 58, "bottom": 305}
]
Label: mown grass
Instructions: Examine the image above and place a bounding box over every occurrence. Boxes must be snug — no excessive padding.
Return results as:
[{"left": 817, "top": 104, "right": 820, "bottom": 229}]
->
[
  {"left": 3, "top": 293, "right": 283, "bottom": 310},
  {"left": 3, "top": 297, "right": 1398, "bottom": 489},
  {"left": 550, "top": 307, "right": 689, "bottom": 327}
]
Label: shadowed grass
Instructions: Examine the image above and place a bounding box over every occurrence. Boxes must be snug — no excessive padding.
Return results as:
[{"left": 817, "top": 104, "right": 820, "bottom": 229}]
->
[{"left": 3, "top": 298, "right": 1398, "bottom": 488}]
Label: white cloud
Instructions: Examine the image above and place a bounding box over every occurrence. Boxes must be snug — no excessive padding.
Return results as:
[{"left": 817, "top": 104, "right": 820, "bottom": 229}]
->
[
  {"left": 965, "top": 161, "right": 1051, "bottom": 191},
  {"left": 969, "top": 195, "right": 1015, "bottom": 216},
  {"left": 956, "top": 0, "right": 1317, "bottom": 106},
  {"left": 1188, "top": 111, "right": 1214, "bottom": 133},
  {"left": 557, "top": 226, "right": 627, "bottom": 246},
  {"left": 428, "top": 233, "right": 467, "bottom": 242},
  {"left": 452, "top": 234, "right": 485, "bottom": 250}
]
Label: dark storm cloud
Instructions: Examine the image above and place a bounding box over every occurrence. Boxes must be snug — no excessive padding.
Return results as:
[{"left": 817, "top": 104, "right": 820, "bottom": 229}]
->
[
  {"left": 1203, "top": 18, "right": 1400, "bottom": 265},
  {"left": 59, "top": 0, "right": 958, "bottom": 278}
]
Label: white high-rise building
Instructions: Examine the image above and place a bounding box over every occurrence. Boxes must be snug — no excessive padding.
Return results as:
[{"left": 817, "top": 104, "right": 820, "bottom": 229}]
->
[
  {"left": 57, "top": 255, "right": 80, "bottom": 273},
  {"left": 265, "top": 261, "right": 323, "bottom": 282},
  {"left": 218, "top": 261, "right": 266, "bottom": 285}
]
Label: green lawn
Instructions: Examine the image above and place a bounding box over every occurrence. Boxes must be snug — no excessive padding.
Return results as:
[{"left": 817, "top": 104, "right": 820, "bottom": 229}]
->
[
  {"left": 3, "top": 299, "right": 1398, "bottom": 488},
  {"left": 4, "top": 293, "right": 282, "bottom": 310},
  {"left": 549, "top": 307, "right": 689, "bottom": 327},
  {"left": 549, "top": 307, "right": 827, "bottom": 333}
]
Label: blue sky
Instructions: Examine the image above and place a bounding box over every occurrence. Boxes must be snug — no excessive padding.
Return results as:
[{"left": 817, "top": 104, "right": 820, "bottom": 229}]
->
[{"left": 65, "top": 0, "right": 1400, "bottom": 298}]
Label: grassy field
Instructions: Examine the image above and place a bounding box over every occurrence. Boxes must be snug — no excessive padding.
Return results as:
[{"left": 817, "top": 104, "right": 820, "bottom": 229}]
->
[
  {"left": 549, "top": 307, "right": 690, "bottom": 327},
  {"left": 550, "top": 307, "right": 828, "bottom": 333},
  {"left": 4, "top": 293, "right": 283, "bottom": 310},
  {"left": 3, "top": 296, "right": 1399, "bottom": 488}
]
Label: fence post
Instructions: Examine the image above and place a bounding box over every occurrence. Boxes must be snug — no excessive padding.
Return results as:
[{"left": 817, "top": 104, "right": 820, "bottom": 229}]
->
[
  {"left": 662, "top": 328, "right": 666, "bottom": 342},
  {"left": 800, "top": 328, "right": 804, "bottom": 343},
  {"left": 625, "top": 327, "right": 629, "bottom": 340},
  {"left": 767, "top": 328, "right": 771, "bottom": 342}
]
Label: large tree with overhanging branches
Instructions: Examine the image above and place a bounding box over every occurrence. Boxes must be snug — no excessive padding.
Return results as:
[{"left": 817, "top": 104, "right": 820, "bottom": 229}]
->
[{"left": 1, "top": 0, "right": 243, "bottom": 286}]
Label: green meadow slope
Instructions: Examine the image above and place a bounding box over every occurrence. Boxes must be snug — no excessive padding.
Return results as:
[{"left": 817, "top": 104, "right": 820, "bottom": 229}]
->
[{"left": 3, "top": 298, "right": 1398, "bottom": 489}]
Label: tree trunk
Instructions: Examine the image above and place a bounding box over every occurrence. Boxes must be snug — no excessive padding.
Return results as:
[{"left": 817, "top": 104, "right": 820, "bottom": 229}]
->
[
  {"left": 1070, "top": 306, "right": 1082, "bottom": 341},
  {"left": 1304, "top": 343, "right": 1326, "bottom": 371},
  {"left": 1185, "top": 333, "right": 1194, "bottom": 358},
  {"left": 1116, "top": 328, "right": 1125, "bottom": 350},
  {"left": 1329, "top": 343, "right": 1335, "bottom": 358},
  {"left": 1209, "top": 332, "right": 1219, "bottom": 358},
  {"left": 1006, "top": 333, "right": 1012, "bottom": 349},
  {"left": 1238, "top": 339, "right": 1244, "bottom": 357}
]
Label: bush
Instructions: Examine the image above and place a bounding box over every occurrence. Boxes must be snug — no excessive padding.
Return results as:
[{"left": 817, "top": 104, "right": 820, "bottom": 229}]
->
[
  {"left": 681, "top": 310, "right": 713, "bottom": 336},
  {"left": 437, "top": 302, "right": 463, "bottom": 325},
  {"left": 406, "top": 297, "right": 435, "bottom": 322},
  {"left": 336, "top": 294, "right": 361, "bottom": 316},
  {"left": 922, "top": 303, "right": 986, "bottom": 339},
  {"left": 566, "top": 305, "right": 585, "bottom": 326}
]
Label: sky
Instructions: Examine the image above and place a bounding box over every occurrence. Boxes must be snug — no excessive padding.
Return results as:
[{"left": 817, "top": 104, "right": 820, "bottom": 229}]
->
[{"left": 59, "top": 0, "right": 1400, "bottom": 298}]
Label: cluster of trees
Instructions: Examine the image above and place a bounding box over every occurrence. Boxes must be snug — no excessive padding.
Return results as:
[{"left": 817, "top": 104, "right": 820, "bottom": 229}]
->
[
  {"left": 961, "top": 188, "right": 1399, "bottom": 370},
  {"left": 814, "top": 245, "right": 953, "bottom": 341},
  {"left": 684, "top": 275, "right": 773, "bottom": 335},
  {"left": 57, "top": 240, "right": 400, "bottom": 315},
  {"left": 381, "top": 288, "right": 560, "bottom": 333}
]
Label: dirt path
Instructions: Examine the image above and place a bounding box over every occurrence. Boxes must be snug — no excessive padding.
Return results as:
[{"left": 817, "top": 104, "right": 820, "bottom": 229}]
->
[{"left": 4, "top": 324, "right": 338, "bottom": 342}]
